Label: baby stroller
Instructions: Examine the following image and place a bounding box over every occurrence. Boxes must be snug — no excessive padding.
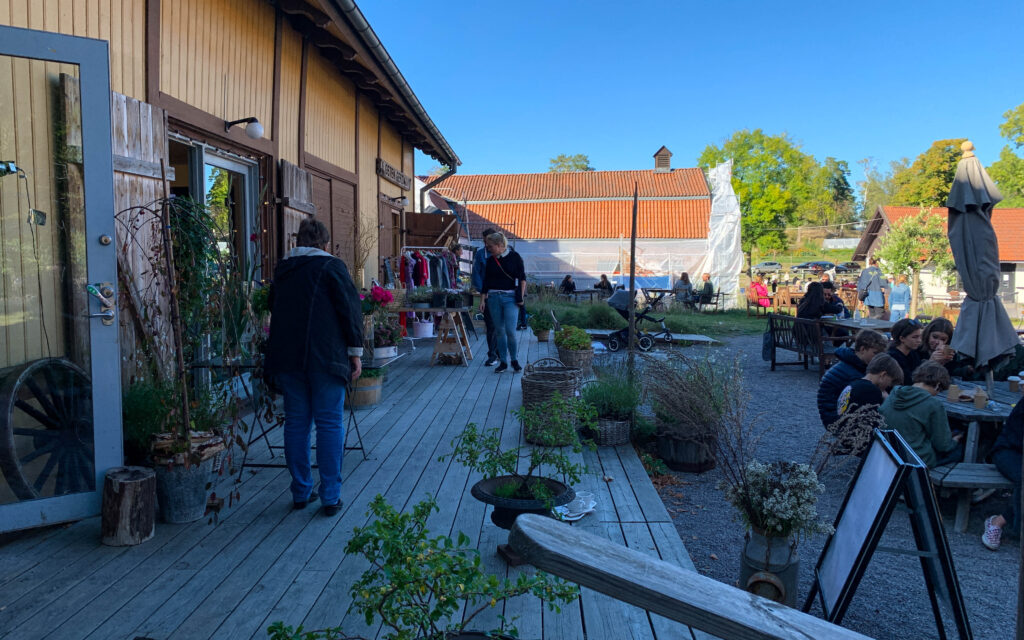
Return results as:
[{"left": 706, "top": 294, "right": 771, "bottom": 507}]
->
[{"left": 605, "top": 289, "right": 673, "bottom": 352}]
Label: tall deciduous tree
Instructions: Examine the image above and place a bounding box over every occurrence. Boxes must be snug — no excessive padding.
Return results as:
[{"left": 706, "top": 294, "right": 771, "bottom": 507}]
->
[
  {"left": 697, "top": 129, "right": 818, "bottom": 261},
  {"left": 799, "top": 157, "right": 857, "bottom": 230},
  {"left": 872, "top": 208, "right": 955, "bottom": 316},
  {"left": 857, "top": 157, "right": 909, "bottom": 220},
  {"left": 890, "top": 138, "right": 966, "bottom": 207},
  {"left": 548, "top": 154, "right": 594, "bottom": 172},
  {"left": 988, "top": 102, "right": 1024, "bottom": 208}
]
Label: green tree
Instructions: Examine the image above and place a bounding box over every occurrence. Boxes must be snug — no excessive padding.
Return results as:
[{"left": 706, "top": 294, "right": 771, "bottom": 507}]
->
[
  {"left": 549, "top": 153, "right": 594, "bottom": 172},
  {"left": 890, "top": 138, "right": 966, "bottom": 207},
  {"left": 799, "top": 157, "right": 856, "bottom": 230},
  {"left": 697, "top": 129, "right": 818, "bottom": 261},
  {"left": 872, "top": 208, "right": 955, "bottom": 316},
  {"left": 857, "top": 157, "right": 909, "bottom": 220},
  {"left": 988, "top": 102, "right": 1024, "bottom": 207}
]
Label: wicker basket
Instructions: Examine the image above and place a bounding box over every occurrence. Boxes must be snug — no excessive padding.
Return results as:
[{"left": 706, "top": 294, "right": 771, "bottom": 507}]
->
[
  {"left": 556, "top": 346, "right": 594, "bottom": 377},
  {"left": 521, "top": 357, "right": 582, "bottom": 409},
  {"left": 593, "top": 417, "right": 631, "bottom": 447}
]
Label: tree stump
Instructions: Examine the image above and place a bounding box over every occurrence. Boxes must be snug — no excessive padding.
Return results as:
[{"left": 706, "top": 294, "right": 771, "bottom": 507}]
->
[{"left": 101, "top": 466, "right": 156, "bottom": 546}]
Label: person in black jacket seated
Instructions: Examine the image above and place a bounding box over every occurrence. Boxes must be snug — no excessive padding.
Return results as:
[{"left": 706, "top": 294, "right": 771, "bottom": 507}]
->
[
  {"left": 594, "top": 274, "right": 614, "bottom": 297},
  {"left": 982, "top": 399, "right": 1023, "bottom": 551},
  {"left": 887, "top": 318, "right": 924, "bottom": 388},
  {"left": 836, "top": 352, "right": 904, "bottom": 417},
  {"left": 558, "top": 274, "right": 576, "bottom": 294},
  {"left": 816, "top": 329, "right": 888, "bottom": 429},
  {"left": 264, "top": 218, "right": 362, "bottom": 517},
  {"left": 480, "top": 232, "right": 527, "bottom": 373},
  {"left": 797, "top": 282, "right": 843, "bottom": 321}
]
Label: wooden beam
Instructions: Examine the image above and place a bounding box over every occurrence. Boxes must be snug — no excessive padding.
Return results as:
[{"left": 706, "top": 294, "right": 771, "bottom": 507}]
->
[
  {"left": 145, "top": 0, "right": 160, "bottom": 103},
  {"left": 308, "top": 30, "right": 357, "bottom": 60},
  {"left": 508, "top": 515, "right": 873, "bottom": 640},
  {"left": 274, "top": 0, "right": 331, "bottom": 27},
  {"left": 113, "top": 154, "right": 176, "bottom": 180}
]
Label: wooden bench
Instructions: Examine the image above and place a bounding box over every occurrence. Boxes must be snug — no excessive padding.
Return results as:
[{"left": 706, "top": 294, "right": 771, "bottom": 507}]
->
[
  {"left": 696, "top": 291, "right": 722, "bottom": 313},
  {"left": 745, "top": 288, "right": 770, "bottom": 317},
  {"left": 509, "top": 514, "right": 873, "bottom": 640},
  {"left": 767, "top": 313, "right": 846, "bottom": 377},
  {"left": 929, "top": 463, "right": 1014, "bottom": 532}
]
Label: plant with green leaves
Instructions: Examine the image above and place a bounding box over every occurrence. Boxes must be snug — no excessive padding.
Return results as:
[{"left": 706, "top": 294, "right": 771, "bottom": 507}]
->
[
  {"left": 527, "top": 311, "right": 554, "bottom": 332},
  {"left": 267, "top": 495, "right": 578, "bottom": 640},
  {"left": 553, "top": 325, "right": 590, "bottom": 351},
  {"left": 445, "top": 422, "right": 590, "bottom": 505},
  {"left": 407, "top": 286, "right": 434, "bottom": 304},
  {"left": 581, "top": 375, "right": 639, "bottom": 422},
  {"left": 513, "top": 392, "right": 597, "bottom": 448},
  {"left": 719, "top": 461, "right": 832, "bottom": 541},
  {"left": 872, "top": 207, "right": 955, "bottom": 316},
  {"left": 360, "top": 366, "right": 386, "bottom": 379}
]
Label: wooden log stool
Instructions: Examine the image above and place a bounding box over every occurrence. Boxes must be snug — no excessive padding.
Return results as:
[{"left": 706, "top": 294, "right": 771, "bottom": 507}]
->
[{"left": 101, "top": 466, "right": 156, "bottom": 546}]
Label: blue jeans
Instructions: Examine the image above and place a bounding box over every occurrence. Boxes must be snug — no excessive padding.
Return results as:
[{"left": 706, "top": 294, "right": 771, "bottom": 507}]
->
[
  {"left": 993, "top": 448, "right": 1021, "bottom": 537},
  {"left": 277, "top": 371, "right": 347, "bottom": 505},
  {"left": 487, "top": 291, "right": 519, "bottom": 363}
]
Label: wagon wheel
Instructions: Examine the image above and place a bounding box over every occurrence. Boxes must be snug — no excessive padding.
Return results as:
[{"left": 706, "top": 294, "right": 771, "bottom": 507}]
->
[{"left": 0, "top": 358, "right": 94, "bottom": 501}]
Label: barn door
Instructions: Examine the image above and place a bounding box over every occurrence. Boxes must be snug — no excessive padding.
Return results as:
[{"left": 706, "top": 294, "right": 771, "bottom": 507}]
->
[{"left": 0, "top": 27, "right": 120, "bottom": 532}]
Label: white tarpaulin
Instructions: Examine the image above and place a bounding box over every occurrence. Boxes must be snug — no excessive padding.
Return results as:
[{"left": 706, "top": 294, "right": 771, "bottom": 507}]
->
[{"left": 704, "top": 161, "right": 744, "bottom": 309}]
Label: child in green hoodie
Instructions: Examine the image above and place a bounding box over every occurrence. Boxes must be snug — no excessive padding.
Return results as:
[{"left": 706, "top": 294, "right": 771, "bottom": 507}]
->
[{"left": 879, "top": 360, "right": 963, "bottom": 468}]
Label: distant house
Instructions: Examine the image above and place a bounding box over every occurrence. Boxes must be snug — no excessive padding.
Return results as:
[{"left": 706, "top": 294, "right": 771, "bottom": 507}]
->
[
  {"left": 853, "top": 205, "right": 1024, "bottom": 304},
  {"left": 428, "top": 147, "right": 717, "bottom": 289}
]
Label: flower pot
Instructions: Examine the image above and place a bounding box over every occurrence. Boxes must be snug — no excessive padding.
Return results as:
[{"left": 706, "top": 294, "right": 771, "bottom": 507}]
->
[
  {"left": 373, "top": 346, "right": 398, "bottom": 359},
  {"left": 534, "top": 329, "right": 551, "bottom": 342},
  {"left": 346, "top": 376, "right": 382, "bottom": 408},
  {"left": 740, "top": 530, "right": 799, "bottom": 607},
  {"left": 655, "top": 433, "right": 716, "bottom": 472},
  {"left": 411, "top": 302, "right": 430, "bottom": 309},
  {"left": 594, "top": 417, "right": 631, "bottom": 446},
  {"left": 153, "top": 455, "right": 217, "bottom": 524},
  {"left": 470, "top": 476, "right": 574, "bottom": 530},
  {"left": 412, "top": 320, "right": 434, "bottom": 338},
  {"left": 556, "top": 346, "right": 593, "bottom": 377}
]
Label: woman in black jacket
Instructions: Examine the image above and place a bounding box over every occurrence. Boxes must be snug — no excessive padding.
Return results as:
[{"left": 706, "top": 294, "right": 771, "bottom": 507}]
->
[
  {"left": 264, "top": 219, "right": 363, "bottom": 516},
  {"left": 558, "top": 274, "right": 576, "bottom": 294},
  {"left": 480, "top": 232, "right": 527, "bottom": 373}
]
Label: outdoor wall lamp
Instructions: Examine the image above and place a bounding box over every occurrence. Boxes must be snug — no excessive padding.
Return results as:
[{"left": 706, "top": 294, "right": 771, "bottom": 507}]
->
[{"left": 224, "top": 117, "right": 264, "bottom": 140}]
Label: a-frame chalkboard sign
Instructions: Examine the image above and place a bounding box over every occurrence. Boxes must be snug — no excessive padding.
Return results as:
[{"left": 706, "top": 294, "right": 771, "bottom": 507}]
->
[{"left": 804, "top": 429, "right": 972, "bottom": 640}]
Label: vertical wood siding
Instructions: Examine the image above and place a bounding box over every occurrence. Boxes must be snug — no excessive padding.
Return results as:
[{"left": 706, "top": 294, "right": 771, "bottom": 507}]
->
[
  {"left": 159, "top": 0, "right": 274, "bottom": 127},
  {"left": 378, "top": 121, "right": 401, "bottom": 199},
  {"left": 277, "top": 21, "right": 302, "bottom": 164},
  {"left": 357, "top": 94, "right": 378, "bottom": 285},
  {"left": 0, "top": 0, "right": 146, "bottom": 99},
  {"left": 304, "top": 49, "right": 355, "bottom": 171}
]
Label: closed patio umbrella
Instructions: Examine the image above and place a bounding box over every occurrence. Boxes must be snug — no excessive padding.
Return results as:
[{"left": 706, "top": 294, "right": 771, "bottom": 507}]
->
[{"left": 945, "top": 141, "right": 1017, "bottom": 366}]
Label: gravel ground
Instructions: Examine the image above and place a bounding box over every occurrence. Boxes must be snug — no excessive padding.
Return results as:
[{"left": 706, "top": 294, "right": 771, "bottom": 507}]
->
[{"left": 654, "top": 334, "right": 1019, "bottom": 640}]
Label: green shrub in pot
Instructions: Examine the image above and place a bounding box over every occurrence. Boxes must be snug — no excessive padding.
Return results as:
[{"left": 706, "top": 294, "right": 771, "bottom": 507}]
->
[
  {"left": 553, "top": 325, "right": 590, "bottom": 351},
  {"left": 580, "top": 376, "right": 639, "bottom": 422}
]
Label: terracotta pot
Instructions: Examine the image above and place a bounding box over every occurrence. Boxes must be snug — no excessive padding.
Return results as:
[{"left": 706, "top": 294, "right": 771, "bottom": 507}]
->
[{"left": 470, "top": 476, "right": 574, "bottom": 530}]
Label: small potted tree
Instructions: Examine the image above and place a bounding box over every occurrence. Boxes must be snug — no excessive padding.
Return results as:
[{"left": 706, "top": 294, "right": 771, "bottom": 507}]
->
[
  {"left": 580, "top": 374, "right": 639, "bottom": 446},
  {"left": 514, "top": 391, "right": 596, "bottom": 447},
  {"left": 267, "top": 494, "right": 579, "bottom": 640},
  {"left": 553, "top": 325, "right": 593, "bottom": 375},
  {"left": 528, "top": 311, "right": 554, "bottom": 341}
]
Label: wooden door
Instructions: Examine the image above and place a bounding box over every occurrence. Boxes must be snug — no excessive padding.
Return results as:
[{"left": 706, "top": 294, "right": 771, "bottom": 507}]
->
[{"left": 310, "top": 172, "right": 357, "bottom": 267}]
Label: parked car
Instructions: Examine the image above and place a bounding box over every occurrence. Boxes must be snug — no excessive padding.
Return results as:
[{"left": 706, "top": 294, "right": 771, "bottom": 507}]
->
[
  {"left": 752, "top": 261, "right": 782, "bottom": 272},
  {"left": 794, "top": 261, "right": 835, "bottom": 273},
  {"left": 835, "top": 261, "right": 862, "bottom": 273}
]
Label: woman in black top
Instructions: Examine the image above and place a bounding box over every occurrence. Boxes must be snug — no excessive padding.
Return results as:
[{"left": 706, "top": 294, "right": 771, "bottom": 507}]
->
[
  {"left": 558, "top": 274, "right": 576, "bottom": 294},
  {"left": 887, "top": 318, "right": 924, "bottom": 386},
  {"left": 796, "top": 282, "right": 842, "bottom": 320},
  {"left": 594, "top": 274, "right": 614, "bottom": 297},
  {"left": 479, "top": 232, "right": 527, "bottom": 373}
]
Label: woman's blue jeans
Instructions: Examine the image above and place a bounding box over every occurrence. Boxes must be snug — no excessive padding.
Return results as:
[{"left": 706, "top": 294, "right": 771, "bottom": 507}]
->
[
  {"left": 277, "top": 371, "right": 347, "bottom": 505},
  {"left": 487, "top": 291, "right": 519, "bottom": 363}
]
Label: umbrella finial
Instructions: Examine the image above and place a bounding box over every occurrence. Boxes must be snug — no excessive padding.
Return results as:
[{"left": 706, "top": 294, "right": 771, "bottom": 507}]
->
[{"left": 961, "top": 140, "right": 975, "bottom": 158}]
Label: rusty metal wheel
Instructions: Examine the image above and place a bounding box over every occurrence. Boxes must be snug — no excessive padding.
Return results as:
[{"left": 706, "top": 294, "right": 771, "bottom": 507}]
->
[{"left": 0, "top": 358, "right": 94, "bottom": 501}]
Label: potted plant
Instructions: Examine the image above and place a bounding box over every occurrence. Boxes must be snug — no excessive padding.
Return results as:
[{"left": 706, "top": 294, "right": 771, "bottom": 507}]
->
[
  {"left": 266, "top": 494, "right": 579, "bottom": 640},
  {"left": 580, "top": 374, "right": 639, "bottom": 446},
  {"left": 553, "top": 325, "right": 593, "bottom": 375},
  {"left": 513, "top": 391, "right": 596, "bottom": 447},
  {"left": 446, "top": 423, "right": 590, "bottom": 531},
  {"left": 528, "top": 311, "right": 554, "bottom": 341},
  {"left": 373, "top": 317, "right": 403, "bottom": 359},
  {"left": 642, "top": 351, "right": 735, "bottom": 472},
  {"left": 407, "top": 286, "right": 433, "bottom": 309},
  {"left": 430, "top": 288, "right": 447, "bottom": 309},
  {"left": 347, "top": 366, "right": 385, "bottom": 408}
]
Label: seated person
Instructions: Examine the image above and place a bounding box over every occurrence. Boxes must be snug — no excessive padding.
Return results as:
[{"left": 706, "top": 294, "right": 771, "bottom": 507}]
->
[
  {"left": 750, "top": 275, "right": 771, "bottom": 307},
  {"left": 817, "top": 329, "right": 888, "bottom": 428},
  {"left": 797, "top": 282, "right": 843, "bottom": 321},
  {"left": 594, "top": 274, "right": 614, "bottom": 296},
  {"left": 558, "top": 274, "right": 576, "bottom": 294},
  {"left": 694, "top": 272, "right": 715, "bottom": 304},
  {"left": 837, "top": 353, "right": 904, "bottom": 417},
  {"left": 879, "top": 360, "right": 963, "bottom": 468},
  {"left": 673, "top": 272, "right": 694, "bottom": 306},
  {"left": 887, "top": 318, "right": 924, "bottom": 387},
  {"left": 982, "top": 399, "right": 1023, "bottom": 550}
]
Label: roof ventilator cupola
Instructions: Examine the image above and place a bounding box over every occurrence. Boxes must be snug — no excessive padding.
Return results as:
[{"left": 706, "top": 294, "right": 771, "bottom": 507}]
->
[{"left": 653, "top": 146, "right": 672, "bottom": 173}]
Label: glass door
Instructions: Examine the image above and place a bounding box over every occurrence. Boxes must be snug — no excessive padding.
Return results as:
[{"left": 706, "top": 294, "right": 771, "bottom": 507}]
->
[{"left": 0, "top": 26, "right": 120, "bottom": 532}]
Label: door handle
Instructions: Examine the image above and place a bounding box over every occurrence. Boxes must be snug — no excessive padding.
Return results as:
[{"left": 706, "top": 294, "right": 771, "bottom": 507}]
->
[{"left": 87, "top": 309, "right": 115, "bottom": 325}]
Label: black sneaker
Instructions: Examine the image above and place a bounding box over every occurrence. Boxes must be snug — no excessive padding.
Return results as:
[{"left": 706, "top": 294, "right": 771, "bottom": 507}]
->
[
  {"left": 511, "top": 360, "right": 522, "bottom": 373},
  {"left": 494, "top": 362, "right": 508, "bottom": 373},
  {"left": 293, "top": 491, "right": 319, "bottom": 510},
  {"left": 323, "top": 500, "right": 344, "bottom": 517},
  {"left": 484, "top": 358, "right": 499, "bottom": 366}
]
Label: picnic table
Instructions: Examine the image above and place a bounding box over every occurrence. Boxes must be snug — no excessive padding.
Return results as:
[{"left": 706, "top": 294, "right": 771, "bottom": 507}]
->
[
  {"left": 557, "top": 288, "right": 600, "bottom": 303},
  {"left": 641, "top": 288, "right": 674, "bottom": 310},
  {"left": 819, "top": 316, "right": 895, "bottom": 333}
]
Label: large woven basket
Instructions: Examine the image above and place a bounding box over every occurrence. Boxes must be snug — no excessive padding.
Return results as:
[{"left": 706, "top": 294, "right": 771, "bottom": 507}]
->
[
  {"left": 594, "top": 417, "right": 631, "bottom": 447},
  {"left": 556, "top": 346, "right": 594, "bottom": 377},
  {"left": 521, "top": 357, "right": 582, "bottom": 409}
]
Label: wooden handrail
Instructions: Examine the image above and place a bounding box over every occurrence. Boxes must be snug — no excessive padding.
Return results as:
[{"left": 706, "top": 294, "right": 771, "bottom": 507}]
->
[{"left": 509, "top": 515, "right": 873, "bottom": 640}]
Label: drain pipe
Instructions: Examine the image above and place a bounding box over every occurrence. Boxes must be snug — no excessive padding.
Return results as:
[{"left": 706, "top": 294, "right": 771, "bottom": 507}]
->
[{"left": 332, "top": 0, "right": 461, "bottom": 172}]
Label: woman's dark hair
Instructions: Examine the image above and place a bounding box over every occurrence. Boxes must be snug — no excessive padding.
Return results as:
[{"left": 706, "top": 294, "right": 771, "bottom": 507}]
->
[
  {"left": 890, "top": 318, "right": 923, "bottom": 346},
  {"left": 797, "top": 282, "right": 826, "bottom": 316},
  {"left": 296, "top": 218, "right": 330, "bottom": 248},
  {"left": 600, "top": 274, "right": 609, "bottom": 281},
  {"left": 562, "top": 275, "right": 572, "bottom": 283},
  {"left": 680, "top": 272, "right": 690, "bottom": 284},
  {"left": 920, "top": 318, "right": 954, "bottom": 355},
  {"left": 912, "top": 360, "right": 951, "bottom": 390}
]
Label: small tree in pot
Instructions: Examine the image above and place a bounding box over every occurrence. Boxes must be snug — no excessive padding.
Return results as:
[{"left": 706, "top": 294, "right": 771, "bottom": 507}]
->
[
  {"left": 267, "top": 494, "right": 578, "bottom": 640},
  {"left": 513, "top": 391, "right": 596, "bottom": 447}
]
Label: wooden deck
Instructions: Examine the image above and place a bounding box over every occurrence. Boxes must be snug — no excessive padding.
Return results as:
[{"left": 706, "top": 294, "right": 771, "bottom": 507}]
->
[{"left": 0, "top": 329, "right": 710, "bottom": 640}]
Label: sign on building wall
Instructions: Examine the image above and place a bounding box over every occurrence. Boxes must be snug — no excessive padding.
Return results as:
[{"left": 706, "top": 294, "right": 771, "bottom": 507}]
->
[{"left": 376, "top": 158, "right": 411, "bottom": 190}]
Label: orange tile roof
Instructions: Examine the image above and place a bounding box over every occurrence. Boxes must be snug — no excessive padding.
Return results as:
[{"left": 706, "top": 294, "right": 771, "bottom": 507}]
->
[
  {"left": 428, "top": 168, "right": 709, "bottom": 201},
  {"left": 466, "top": 200, "right": 710, "bottom": 240},
  {"left": 881, "top": 206, "right": 1024, "bottom": 262}
]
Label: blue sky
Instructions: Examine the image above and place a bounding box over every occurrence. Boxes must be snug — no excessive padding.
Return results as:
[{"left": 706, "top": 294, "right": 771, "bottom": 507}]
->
[{"left": 361, "top": 1, "right": 1024, "bottom": 188}]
